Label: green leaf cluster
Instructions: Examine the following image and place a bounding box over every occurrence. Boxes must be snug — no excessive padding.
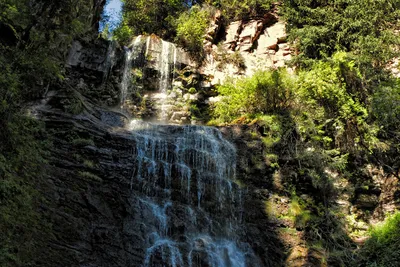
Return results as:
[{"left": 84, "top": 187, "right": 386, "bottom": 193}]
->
[
  {"left": 203, "top": 0, "right": 273, "bottom": 20},
  {"left": 114, "top": 0, "right": 194, "bottom": 42},
  {"left": 213, "top": 68, "right": 295, "bottom": 122},
  {"left": 356, "top": 212, "right": 400, "bottom": 266},
  {"left": 175, "top": 5, "right": 211, "bottom": 59},
  {"left": 283, "top": 0, "right": 400, "bottom": 81},
  {"left": 296, "top": 52, "right": 371, "bottom": 151},
  {"left": 1, "top": 0, "right": 98, "bottom": 265}
]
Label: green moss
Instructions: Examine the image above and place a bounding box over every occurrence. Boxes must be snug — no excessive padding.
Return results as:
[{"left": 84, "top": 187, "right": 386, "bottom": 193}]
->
[
  {"left": 78, "top": 171, "right": 103, "bottom": 182},
  {"left": 356, "top": 212, "right": 400, "bottom": 266},
  {"left": 83, "top": 160, "right": 95, "bottom": 168},
  {"left": 188, "top": 87, "right": 197, "bottom": 94},
  {"left": 71, "top": 138, "right": 95, "bottom": 147}
]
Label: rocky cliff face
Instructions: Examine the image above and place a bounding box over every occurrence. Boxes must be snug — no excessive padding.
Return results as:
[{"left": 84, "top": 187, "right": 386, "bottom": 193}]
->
[
  {"left": 31, "top": 4, "right": 400, "bottom": 267},
  {"left": 62, "top": 10, "right": 293, "bottom": 125},
  {"left": 202, "top": 10, "right": 292, "bottom": 86},
  {"left": 31, "top": 92, "right": 286, "bottom": 266}
]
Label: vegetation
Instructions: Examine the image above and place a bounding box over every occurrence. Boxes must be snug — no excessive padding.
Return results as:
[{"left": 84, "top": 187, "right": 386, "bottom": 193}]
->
[
  {"left": 215, "top": 47, "right": 247, "bottom": 71},
  {"left": 0, "top": 0, "right": 98, "bottom": 265},
  {"left": 207, "top": 1, "right": 400, "bottom": 265},
  {"left": 175, "top": 5, "right": 211, "bottom": 59},
  {"left": 283, "top": 0, "right": 400, "bottom": 80},
  {"left": 212, "top": 69, "right": 294, "bottom": 123},
  {"left": 114, "top": 0, "right": 275, "bottom": 55},
  {"left": 1, "top": 0, "right": 399, "bottom": 265},
  {"left": 203, "top": 0, "right": 273, "bottom": 20},
  {"left": 113, "top": 0, "right": 198, "bottom": 42},
  {"left": 356, "top": 212, "right": 400, "bottom": 266}
]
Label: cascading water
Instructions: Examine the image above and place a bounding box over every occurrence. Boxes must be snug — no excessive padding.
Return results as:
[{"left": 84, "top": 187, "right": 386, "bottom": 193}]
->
[
  {"left": 116, "top": 38, "right": 259, "bottom": 265},
  {"left": 157, "top": 40, "right": 177, "bottom": 121},
  {"left": 158, "top": 40, "right": 174, "bottom": 93},
  {"left": 120, "top": 36, "right": 179, "bottom": 120},
  {"left": 127, "top": 120, "right": 260, "bottom": 267}
]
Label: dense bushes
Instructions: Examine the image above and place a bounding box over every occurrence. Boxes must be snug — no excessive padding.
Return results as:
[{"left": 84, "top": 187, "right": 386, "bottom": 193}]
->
[
  {"left": 114, "top": 0, "right": 275, "bottom": 51},
  {"left": 204, "top": 0, "right": 273, "bottom": 20},
  {"left": 114, "top": 0, "right": 198, "bottom": 42},
  {"left": 210, "top": 47, "right": 399, "bottom": 264},
  {"left": 175, "top": 6, "right": 211, "bottom": 59},
  {"left": 1, "top": 0, "right": 97, "bottom": 265},
  {"left": 212, "top": 69, "right": 295, "bottom": 122},
  {"left": 356, "top": 212, "right": 400, "bottom": 266},
  {"left": 0, "top": 116, "right": 50, "bottom": 266},
  {"left": 295, "top": 52, "right": 375, "bottom": 152},
  {"left": 283, "top": 0, "right": 400, "bottom": 82}
]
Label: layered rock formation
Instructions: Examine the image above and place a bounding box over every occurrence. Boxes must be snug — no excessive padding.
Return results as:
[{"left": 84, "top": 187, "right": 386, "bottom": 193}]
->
[
  {"left": 31, "top": 90, "right": 286, "bottom": 266},
  {"left": 27, "top": 3, "right": 400, "bottom": 267},
  {"left": 202, "top": 11, "right": 292, "bottom": 85}
]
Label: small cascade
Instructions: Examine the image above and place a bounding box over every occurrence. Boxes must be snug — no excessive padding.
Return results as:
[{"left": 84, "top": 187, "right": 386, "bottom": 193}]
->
[
  {"left": 158, "top": 40, "right": 174, "bottom": 93},
  {"left": 118, "top": 35, "right": 191, "bottom": 122},
  {"left": 157, "top": 40, "right": 177, "bottom": 121},
  {"left": 126, "top": 119, "right": 258, "bottom": 266}
]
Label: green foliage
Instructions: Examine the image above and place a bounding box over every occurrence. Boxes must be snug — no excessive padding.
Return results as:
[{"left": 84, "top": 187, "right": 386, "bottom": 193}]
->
[
  {"left": 283, "top": 0, "right": 400, "bottom": 81},
  {"left": 115, "top": 0, "right": 274, "bottom": 47},
  {"left": 258, "top": 115, "right": 282, "bottom": 148},
  {"left": 213, "top": 69, "right": 295, "bottom": 122},
  {"left": 296, "top": 52, "right": 373, "bottom": 151},
  {"left": 356, "top": 212, "right": 400, "bottom": 266},
  {"left": 0, "top": 0, "right": 96, "bottom": 264},
  {"left": 0, "top": 116, "right": 51, "bottom": 266},
  {"left": 175, "top": 5, "right": 210, "bottom": 59},
  {"left": 114, "top": 0, "right": 193, "bottom": 42},
  {"left": 372, "top": 79, "right": 400, "bottom": 131},
  {"left": 205, "top": 0, "right": 273, "bottom": 20},
  {"left": 216, "top": 47, "right": 246, "bottom": 71}
]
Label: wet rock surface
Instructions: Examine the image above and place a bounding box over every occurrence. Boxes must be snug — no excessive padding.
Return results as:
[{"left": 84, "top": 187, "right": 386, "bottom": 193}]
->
[{"left": 33, "top": 95, "right": 286, "bottom": 266}]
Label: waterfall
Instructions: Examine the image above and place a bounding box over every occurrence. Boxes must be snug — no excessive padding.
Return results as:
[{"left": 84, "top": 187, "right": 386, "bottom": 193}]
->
[{"left": 127, "top": 120, "right": 259, "bottom": 266}]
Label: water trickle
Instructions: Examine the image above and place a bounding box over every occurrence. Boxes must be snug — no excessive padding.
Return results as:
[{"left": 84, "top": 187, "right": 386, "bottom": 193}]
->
[
  {"left": 144, "top": 235, "right": 184, "bottom": 267},
  {"left": 120, "top": 47, "right": 132, "bottom": 109},
  {"left": 120, "top": 36, "right": 144, "bottom": 110},
  {"left": 157, "top": 40, "right": 177, "bottom": 121}
]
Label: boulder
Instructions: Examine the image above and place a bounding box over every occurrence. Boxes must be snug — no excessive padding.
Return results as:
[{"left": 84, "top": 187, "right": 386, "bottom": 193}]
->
[
  {"left": 238, "top": 20, "right": 264, "bottom": 52},
  {"left": 224, "top": 21, "right": 242, "bottom": 50}
]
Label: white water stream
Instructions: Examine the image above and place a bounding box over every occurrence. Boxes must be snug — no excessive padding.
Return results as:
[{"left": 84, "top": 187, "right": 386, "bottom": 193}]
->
[{"left": 117, "top": 36, "right": 258, "bottom": 266}]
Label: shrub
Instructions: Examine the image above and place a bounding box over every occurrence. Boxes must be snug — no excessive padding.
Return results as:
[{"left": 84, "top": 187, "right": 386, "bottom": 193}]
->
[
  {"left": 372, "top": 79, "right": 400, "bottom": 131},
  {"left": 213, "top": 68, "right": 295, "bottom": 122},
  {"left": 216, "top": 49, "right": 246, "bottom": 71},
  {"left": 175, "top": 5, "right": 210, "bottom": 59},
  {"left": 205, "top": 0, "right": 273, "bottom": 20},
  {"left": 295, "top": 52, "right": 375, "bottom": 151},
  {"left": 356, "top": 212, "right": 400, "bottom": 266}
]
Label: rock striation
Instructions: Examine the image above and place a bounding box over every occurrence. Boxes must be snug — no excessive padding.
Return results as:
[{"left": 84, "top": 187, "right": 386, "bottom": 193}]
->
[
  {"left": 202, "top": 12, "right": 292, "bottom": 85},
  {"left": 31, "top": 91, "right": 285, "bottom": 267}
]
